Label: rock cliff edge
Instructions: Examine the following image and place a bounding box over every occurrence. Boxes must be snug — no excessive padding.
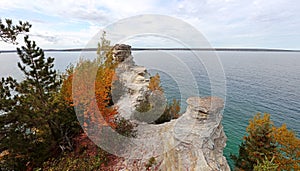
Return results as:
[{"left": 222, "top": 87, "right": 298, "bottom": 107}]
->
[{"left": 111, "top": 44, "right": 230, "bottom": 171}]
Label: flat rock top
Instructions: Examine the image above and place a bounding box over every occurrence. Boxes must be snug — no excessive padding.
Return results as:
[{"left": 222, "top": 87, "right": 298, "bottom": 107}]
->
[
  {"left": 131, "top": 66, "right": 146, "bottom": 73},
  {"left": 187, "top": 96, "right": 224, "bottom": 114},
  {"left": 113, "top": 44, "right": 131, "bottom": 50}
]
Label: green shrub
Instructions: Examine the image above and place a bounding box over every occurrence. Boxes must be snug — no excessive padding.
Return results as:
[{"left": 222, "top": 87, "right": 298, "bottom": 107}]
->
[
  {"left": 135, "top": 99, "right": 152, "bottom": 113},
  {"left": 115, "top": 117, "right": 137, "bottom": 138},
  {"left": 253, "top": 156, "right": 278, "bottom": 171},
  {"left": 145, "top": 157, "right": 157, "bottom": 170},
  {"left": 43, "top": 149, "right": 110, "bottom": 171},
  {"left": 154, "top": 99, "right": 180, "bottom": 124}
]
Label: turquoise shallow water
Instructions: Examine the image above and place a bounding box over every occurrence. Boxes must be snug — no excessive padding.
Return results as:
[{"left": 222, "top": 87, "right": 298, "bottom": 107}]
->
[
  {"left": 133, "top": 51, "right": 300, "bottom": 169},
  {"left": 219, "top": 52, "right": 300, "bottom": 168},
  {"left": 1, "top": 51, "right": 300, "bottom": 169}
]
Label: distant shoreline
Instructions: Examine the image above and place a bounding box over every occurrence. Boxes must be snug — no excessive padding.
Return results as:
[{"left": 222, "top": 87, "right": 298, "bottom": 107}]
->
[{"left": 1, "top": 47, "right": 300, "bottom": 53}]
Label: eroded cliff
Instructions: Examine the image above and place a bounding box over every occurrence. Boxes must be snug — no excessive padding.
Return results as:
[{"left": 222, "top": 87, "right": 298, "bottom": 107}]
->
[{"left": 111, "top": 44, "right": 230, "bottom": 171}]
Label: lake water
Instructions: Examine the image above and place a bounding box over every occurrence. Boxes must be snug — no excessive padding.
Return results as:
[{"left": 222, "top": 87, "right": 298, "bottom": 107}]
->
[{"left": 1, "top": 51, "right": 299, "bottom": 168}]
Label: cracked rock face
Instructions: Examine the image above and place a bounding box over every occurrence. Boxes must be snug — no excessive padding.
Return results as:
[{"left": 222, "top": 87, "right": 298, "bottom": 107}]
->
[
  {"left": 111, "top": 44, "right": 230, "bottom": 171},
  {"left": 186, "top": 96, "right": 224, "bottom": 120},
  {"left": 112, "top": 44, "right": 132, "bottom": 62}
]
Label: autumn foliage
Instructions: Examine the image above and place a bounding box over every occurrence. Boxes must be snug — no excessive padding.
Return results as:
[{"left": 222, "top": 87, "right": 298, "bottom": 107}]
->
[
  {"left": 273, "top": 124, "right": 300, "bottom": 170},
  {"left": 148, "top": 73, "right": 163, "bottom": 92},
  {"left": 135, "top": 72, "right": 180, "bottom": 124},
  {"left": 231, "top": 113, "right": 300, "bottom": 170},
  {"left": 0, "top": 21, "right": 128, "bottom": 170},
  {"left": 62, "top": 53, "right": 118, "bottom": 131}
]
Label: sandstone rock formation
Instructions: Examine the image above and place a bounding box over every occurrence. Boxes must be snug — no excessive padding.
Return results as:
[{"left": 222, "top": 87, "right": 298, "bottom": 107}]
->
[
  {"left": 111, "top": 44, "right": 230, "bottom": 171},
  {"left": 112, "top": 44, "right": 132, "bottom": 62}
]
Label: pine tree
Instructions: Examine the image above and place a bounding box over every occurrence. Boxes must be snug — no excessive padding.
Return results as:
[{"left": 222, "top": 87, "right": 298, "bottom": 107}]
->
[
  {"left": 232, "top": 113, "right": 300, "bottom": 170},
  {"left": 0, "top": 36, "right": 80, "bottom": 170},
  {"left": 231, "top": 113, "right": 277, "bottom": 171},
  {"left": 0, "top": 18, "right": 31, "bottom": 44},
  {"left": 273, "top": 124, "right": 300, "bottom": 170},
  {"left": 253, "top": 156, "right": 278, "bottom": 171}
]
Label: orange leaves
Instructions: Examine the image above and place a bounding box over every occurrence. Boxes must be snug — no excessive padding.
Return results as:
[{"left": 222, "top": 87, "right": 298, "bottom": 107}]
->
[
  {"left": 61, "top": 58, "right": 118, "bottom": 132},
  {"left": 273, "top": 124, "right": 300, "bottom": 170},
  {"left": 171, "top": 99, "right": 180, "bottom": 118},
  {"left": 242, "top": 113, "right": 300, "bottom": 170},
  {"left": 148, "top": 73, "right": 163, "bottom": 92},
  {"left": 95, "top": 67, "right": 117, "bottom": 128},
  {"left": 61, "top": 73, "right": 73, "bottom": 104},
  {"left": 246, "top": 113, "right": 273, "bottom": 134}
]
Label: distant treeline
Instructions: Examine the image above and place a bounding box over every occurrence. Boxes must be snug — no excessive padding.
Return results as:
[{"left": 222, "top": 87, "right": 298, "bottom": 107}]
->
[{"left": 1, "top": 47, "right": 300, "bottom": 53}]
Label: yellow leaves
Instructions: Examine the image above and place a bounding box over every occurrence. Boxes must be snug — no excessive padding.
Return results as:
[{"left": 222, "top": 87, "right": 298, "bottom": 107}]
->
[
  {"left": 244, "top": 113, "right": 300, "bottom": 170},
  {"left": 169, "top": 99, "right": 180, "bottom": 119},
  {"left": 247, "top": 113, "right": 273, "bottom": 134},
  {"left": 148, "top": 73, "right": 163, "bottom": 92},
  {"left": 61, "top": 74, "right": 73, "bottom": 104},
  {"left": 95, "top": 67, "right": 117, "bottom": 128},
  {"left": 61, "top": 53, "right": 118, "bottom": 131},
  {"left": 273, "top": 123, "right": 300, "bottom": 170}
]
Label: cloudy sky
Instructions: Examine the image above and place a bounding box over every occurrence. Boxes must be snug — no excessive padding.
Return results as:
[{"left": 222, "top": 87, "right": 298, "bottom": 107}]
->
[{"left": 1, "top": 0, "right": 300, "bottom": 50}]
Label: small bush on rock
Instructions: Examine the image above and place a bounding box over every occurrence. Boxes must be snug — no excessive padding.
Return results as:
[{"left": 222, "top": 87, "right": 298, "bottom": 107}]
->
[{"left": 115, "top": 117, "right": 137, "bottom": 138}]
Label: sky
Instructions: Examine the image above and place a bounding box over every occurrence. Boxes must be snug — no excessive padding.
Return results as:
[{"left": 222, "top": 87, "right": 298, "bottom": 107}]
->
[{"left": 1, "top": 0, "right": 300, "bottom": 50}]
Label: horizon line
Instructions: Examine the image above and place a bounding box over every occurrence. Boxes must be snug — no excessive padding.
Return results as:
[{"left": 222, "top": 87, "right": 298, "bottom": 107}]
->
[{"left": 1, "top": 47, "right": 300, "bottom": 53}]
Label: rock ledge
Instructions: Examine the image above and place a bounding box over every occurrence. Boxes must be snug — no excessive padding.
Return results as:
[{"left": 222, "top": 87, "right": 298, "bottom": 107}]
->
[{"left": 111, "top": 44, "right": 230, "bottom": 171}]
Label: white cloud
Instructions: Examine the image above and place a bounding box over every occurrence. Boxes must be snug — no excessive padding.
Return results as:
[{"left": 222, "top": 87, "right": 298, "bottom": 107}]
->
[{"left": 1, "top": 0, "right": 300, "bottom": 49}]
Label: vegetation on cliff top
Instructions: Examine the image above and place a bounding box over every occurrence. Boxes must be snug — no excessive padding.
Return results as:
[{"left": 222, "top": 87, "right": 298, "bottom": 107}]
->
[
  {"left": 0, "top": 35, "right": 81, "bottom": 169},
  {"left": 231, "top": 113, "right": 300, "bottom": 171},
  {"left": 0, "top": 19, "right": 136, "bottom": 170},
  {"left": 0, "top": 18, "right": 177, "bottom": 170},
  {"left": 1, "top": 18, "right": 299, "bottom": 171},
  {"left": 135, "top": 73, "right": 180, "bottom": 124}
]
